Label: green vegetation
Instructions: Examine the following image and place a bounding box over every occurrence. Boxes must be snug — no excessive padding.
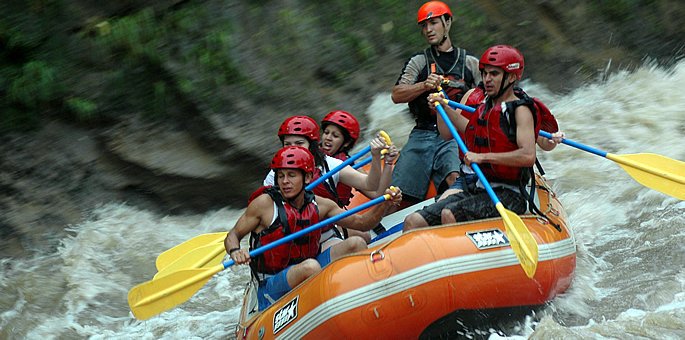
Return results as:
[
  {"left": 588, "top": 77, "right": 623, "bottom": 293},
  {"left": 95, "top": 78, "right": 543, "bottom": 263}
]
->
[
  {"left": 1, "top": 1, "right": 69, "bottom": 131},
  {"left": 1, "top": 2, "right": 244, "bottom": 132},
  {"left": 65, "top": 97, "right": 98, "bottom": 121},
  {"left": 8, "top": 61, "right": 60, "bottom": 109},
  {"left": 1, "top": 0, "right": 488, "bottom": 133},
  {"left": 1, "top": 0, "right": 683, "bottom": 133}
]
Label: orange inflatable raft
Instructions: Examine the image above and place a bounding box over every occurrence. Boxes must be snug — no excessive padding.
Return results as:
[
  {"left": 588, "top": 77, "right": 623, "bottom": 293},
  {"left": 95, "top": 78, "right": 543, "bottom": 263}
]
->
[{"left": 235, "top": 174, "right": 576, "bottom": 338}]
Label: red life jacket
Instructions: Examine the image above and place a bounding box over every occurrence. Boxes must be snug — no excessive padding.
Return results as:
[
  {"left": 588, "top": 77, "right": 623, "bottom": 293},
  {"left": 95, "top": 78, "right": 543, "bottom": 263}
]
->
[
  {"left": 312, "top": 165, "right": 338, "bottom": 202},
  {"left": 309, "top": 163, "right": 343, "bottom": 234},
  {"left": 462, "top": 85, "right": 558, "bottom": 129},
  {"left": 309, "top": 158, "right": 354, "bottom": 208},
  {"left": 247, "top": 185, "right": 270, "bottom": 205},
  {"left": 464, "top": 86, "right": 486, "bottom": 112},
  {"left": 453, "top": 86, "right": 488, "bottom": 160},
  {"left": 438, "top": 73, "right": 468, "bottom": 108},
  {"left": 465, "top": 96, "right": 541, "bottom": 183},
  {"left": 329, "top": 152, "right": 354, "bottom": 207},
  {"left": 516, "top": 88, "right": 558, "bottom": 134},
  {"left": 534, "top": 97, "right": 559, "bottom": 133},
  {"left": 253, "top": 164, "right": 337, "bottom": 234},
  {"left": 249, "top": 187, "right": 322, "bottom": 275}
]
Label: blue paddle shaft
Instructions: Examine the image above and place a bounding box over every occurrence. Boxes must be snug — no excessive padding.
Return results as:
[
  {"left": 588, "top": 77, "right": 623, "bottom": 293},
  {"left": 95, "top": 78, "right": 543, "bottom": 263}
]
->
[
  {"left": 452, "top": 99, "right": 605, "bottom": 156},
  {"left": 222, "top": 194, "right": 389, "bottom": 269},
  {"left": 452, "top": 102, "right": 608, "bottom": 157},
  {"left": 446, "top": 99, "right": 476, "bottom": 113},
  {"left": 446, "top": 101, "right": 612, "bottom": 191},
  {"left": 538, "top": 130, "right": 608, "bottom": 157},
  {"left": 435, "top": 103, "right": 501, "bottom": 205},
  {"left": 306, "top": 146, "right": 371, "bottom": 190},
  {"left": 353, "top": 156, "right": 372, "bottom": 170}
]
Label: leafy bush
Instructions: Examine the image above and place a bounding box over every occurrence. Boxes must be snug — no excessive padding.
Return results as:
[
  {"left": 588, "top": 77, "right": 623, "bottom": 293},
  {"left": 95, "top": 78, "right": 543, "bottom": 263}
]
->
[
  {"left": 65, "top": 97, "right": 98, "bottom": 121},
  {"left": 8, "top": 61, "right": 60, "bottom": 108}
]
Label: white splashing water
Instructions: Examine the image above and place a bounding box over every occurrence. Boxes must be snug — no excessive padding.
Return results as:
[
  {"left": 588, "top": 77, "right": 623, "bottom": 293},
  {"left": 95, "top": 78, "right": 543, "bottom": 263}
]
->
[{"left": 1, "top": 61, "right": 684, "bottom": 339}]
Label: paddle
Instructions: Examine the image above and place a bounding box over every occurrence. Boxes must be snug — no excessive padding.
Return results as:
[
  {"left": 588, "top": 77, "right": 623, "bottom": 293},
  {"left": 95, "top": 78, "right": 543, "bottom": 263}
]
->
[
  {"left": 308, "top": 130, "right": 392, "bottom": 188},
  {"left": 153, "top": 131, "right": 393, "bottom": 275},
  {"left": 155, "top": 232, "right": 226, "bottom": 271},
  {"left": 353, "top": 130, "right": 394, "bottom": 170},
  {"left": 154, "top": 241, "right": 228, "bottom": 279},
  {"left": 451, "top": 97, "right": 684, "bottom": 199},
  {"left": 445, "top": 99, "right": 475, "bottom": 113},
  {"left": 128, "top": 192, "right": 395, "bottom": 320},
  {"left": 538, "top": 131, "right": 684, "bottom": 200},
  {"left": 434, "top": 99, "right": 538, "bottom": 278},
  {"left": 353, "top": 156, "right": 372, "bottom": 170}
]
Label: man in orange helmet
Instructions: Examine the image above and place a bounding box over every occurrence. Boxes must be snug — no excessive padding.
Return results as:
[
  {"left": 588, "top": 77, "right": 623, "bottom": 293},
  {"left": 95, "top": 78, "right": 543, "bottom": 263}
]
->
[{"left": 391, "top": 1, "right": 482, "bottom": 210}]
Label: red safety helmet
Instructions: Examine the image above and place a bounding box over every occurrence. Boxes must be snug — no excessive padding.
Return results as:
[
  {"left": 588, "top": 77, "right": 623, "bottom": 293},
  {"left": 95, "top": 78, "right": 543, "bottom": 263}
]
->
[
  {"left": 270, "top": 146, "right": 315, "bottom": 174},
  {"left": 479, "top": 45, "right": 525, "bottom": 80},
  {"left": 278, "top": 116, "right": 320, "bottom": 142},
  {"left": 417, "top": 1, "right": 452, "bottom": 23},
  {"left": 321, "top": 110, "right": 360, "bottom": 142}
]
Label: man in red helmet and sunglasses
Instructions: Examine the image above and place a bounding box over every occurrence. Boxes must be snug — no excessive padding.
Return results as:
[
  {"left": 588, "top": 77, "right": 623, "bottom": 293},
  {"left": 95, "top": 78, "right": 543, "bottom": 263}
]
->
[
  {"left": 225, "top": 146, "right": 402, "bottom": 310},
  {"left": 391, "top": 1, "right": 482, "bottom": 210},
  {"left": 404, "top": 45, "right": 539, "bottom": 230}
]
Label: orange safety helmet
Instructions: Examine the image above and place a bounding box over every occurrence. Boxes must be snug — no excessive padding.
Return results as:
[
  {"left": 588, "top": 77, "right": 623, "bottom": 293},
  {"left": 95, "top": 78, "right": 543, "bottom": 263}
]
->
[
  {"left": 277, "top": 116, "right": 320, "bottom": 142},
  {"left": 479, "top": 45, "right": 525, "bottom": 80},
  {"left": 270, "top": 146, "right": 315, "bottom": 174},
  {"left": 417, "top": 1, "right": 452, "bottom": 23}
]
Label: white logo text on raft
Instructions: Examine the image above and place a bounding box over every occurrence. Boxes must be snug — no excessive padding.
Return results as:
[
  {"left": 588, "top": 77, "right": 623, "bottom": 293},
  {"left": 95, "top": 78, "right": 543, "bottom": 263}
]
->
[
  {"left": 273, "top": 295, "right": 299, "bottom": 334},
  {"left": 467, "top": 229, "right": 510, "bottom": 249}
]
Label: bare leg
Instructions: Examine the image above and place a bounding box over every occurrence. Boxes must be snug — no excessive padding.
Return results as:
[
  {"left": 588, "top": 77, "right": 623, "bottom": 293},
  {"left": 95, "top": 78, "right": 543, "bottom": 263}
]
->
[
  {"left": 329, "top": 236, "right": 367, "bottom": 261},
  {"left": 437, "top": 188, "right": 463, "bottom": 202},
  {"left": 444, "top": 171, "right": 459, "bottom": 187},
  {"left": 319, "top": 237, "right": 342, "bottom": 252},
  {"left": 441, "top": 208, "right": 457, "bottom": 224},
  {"left": 403, "top": 212, "right": 429, "bottom": 232},
  {"left": 346, "top": 228, "right": 371, "bottom": 244},
  {"left": 286, "top": 258, "right": 321, "bottom": 287}
]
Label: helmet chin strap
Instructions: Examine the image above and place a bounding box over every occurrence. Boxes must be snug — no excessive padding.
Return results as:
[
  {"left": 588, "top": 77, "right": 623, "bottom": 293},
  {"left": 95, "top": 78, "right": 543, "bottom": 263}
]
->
[
  {"left": 493, "top": 74, "right": 515, "bottom": 99},
  {"left": 431, "top": 16, "right": 451, "bottom": 47}
]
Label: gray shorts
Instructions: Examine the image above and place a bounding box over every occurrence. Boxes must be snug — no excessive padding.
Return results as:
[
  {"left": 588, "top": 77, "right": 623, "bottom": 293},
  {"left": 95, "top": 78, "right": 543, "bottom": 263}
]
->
[
  {"left": 416, "top": 187, "right": 527, "bottom": 226},
  {"left": 392, "top": 128, "right": 461, "bottom": 200}
]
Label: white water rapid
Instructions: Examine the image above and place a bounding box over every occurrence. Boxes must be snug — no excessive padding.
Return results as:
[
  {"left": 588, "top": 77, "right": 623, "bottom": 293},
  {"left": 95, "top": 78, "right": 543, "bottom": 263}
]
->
[{"left": 2, "top": 61, "right": 684, "bottom": 339}]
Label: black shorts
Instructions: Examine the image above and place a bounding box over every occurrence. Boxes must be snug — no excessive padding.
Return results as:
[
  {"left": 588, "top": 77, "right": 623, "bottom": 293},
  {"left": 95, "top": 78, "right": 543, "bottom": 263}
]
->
[{"left": 416, "top": 187, "right": 527, "bottom": 226}]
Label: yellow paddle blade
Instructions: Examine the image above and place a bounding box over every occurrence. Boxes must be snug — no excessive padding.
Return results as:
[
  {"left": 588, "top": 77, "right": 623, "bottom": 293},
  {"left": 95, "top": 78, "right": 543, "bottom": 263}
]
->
[
  {"left": 496, "top": 203, "right": 539, "bottom": 278},
  {"left": 154, "top": 242, "right": 226, "bottom": 279},
  {"left": 607, "top": 153, "right": 685, "bottom": 200},
  {"left": 155, "top": 232, "right": 227, "bottom": 271},
  {"left": 128, "top": 264, "right": 224, "bottom": 320}
]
